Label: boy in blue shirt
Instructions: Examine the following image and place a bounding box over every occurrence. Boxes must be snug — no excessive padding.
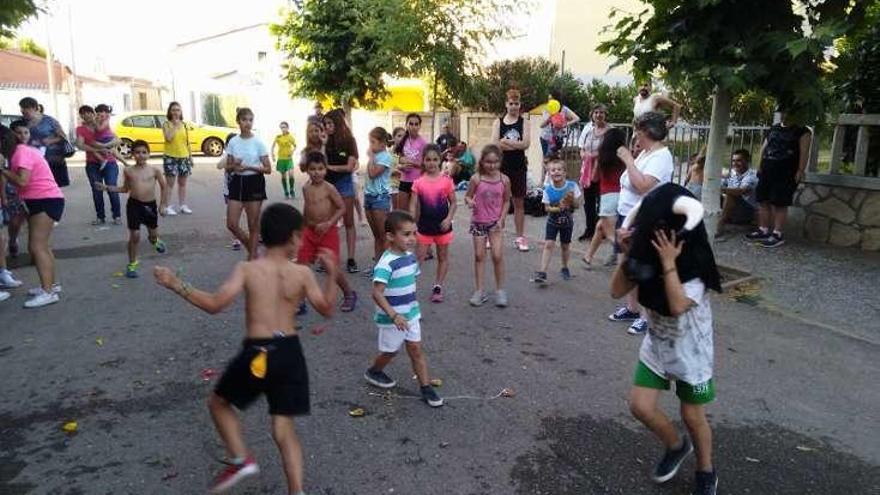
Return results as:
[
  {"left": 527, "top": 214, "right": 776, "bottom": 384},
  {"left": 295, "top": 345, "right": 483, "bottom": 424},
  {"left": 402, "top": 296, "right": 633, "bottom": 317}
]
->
[
  {"left": 363, "top": 210, "right": 443, "bottom": 407},
  {"left": 532, "top": 159, "right": 582, "bottom": 285}
]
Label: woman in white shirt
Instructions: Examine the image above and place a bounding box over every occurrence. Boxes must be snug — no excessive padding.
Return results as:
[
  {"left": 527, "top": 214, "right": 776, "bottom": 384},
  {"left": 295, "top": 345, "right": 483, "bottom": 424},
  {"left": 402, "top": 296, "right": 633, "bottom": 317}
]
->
[
  {"left": 576, "top": 104, "right": 610, "bottom": 241},
  {"left": 609, "top": 112, "right": 674, "bottom": 336}
]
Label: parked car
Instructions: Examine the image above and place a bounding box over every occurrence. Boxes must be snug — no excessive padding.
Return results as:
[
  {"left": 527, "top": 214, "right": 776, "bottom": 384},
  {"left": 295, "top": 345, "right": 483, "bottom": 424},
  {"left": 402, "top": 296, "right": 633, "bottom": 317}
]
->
[
  {"left": 1, "top": 114, "right": 21, "bottom": 128},
  {"left": 113, "top": 111, "right": 236, "bottom": 157}
]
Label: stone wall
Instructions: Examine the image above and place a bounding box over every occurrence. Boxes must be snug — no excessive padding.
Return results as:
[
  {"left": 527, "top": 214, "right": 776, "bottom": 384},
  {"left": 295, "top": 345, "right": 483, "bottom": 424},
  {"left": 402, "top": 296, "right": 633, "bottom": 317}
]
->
[{"left": 795, "top": 183, "right": 880, "bottom": 251}]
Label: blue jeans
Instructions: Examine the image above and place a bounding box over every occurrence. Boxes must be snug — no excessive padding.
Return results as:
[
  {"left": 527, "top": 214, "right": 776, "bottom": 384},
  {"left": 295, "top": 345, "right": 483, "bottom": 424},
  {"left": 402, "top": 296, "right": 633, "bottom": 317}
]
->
[{"left": 86, "top": 162, "right": 121, "bottom": 220}]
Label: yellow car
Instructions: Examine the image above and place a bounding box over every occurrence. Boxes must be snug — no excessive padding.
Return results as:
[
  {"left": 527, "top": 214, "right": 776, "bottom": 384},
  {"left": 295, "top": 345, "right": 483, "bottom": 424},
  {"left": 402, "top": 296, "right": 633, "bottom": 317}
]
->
[{"left": 113, "top": 111, "right": 237, "bottom": 157}]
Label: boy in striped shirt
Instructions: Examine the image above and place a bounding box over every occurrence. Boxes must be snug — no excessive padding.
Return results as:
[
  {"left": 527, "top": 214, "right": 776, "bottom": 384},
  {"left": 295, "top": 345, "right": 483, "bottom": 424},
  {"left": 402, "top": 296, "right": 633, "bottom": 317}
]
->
[{"left": 364, "top": 210, "right": 443, "bottom": 407}]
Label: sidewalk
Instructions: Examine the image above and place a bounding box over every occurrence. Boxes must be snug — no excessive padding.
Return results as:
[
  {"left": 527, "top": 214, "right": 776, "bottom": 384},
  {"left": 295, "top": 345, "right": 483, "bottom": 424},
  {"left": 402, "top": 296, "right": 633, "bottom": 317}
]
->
[{"left": 515, "top": 203, "right": 880, "bottom": 344}]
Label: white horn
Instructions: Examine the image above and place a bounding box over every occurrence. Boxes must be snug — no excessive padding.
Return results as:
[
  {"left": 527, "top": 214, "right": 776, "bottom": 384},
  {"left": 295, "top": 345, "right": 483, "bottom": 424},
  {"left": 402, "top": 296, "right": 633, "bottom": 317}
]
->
[
  {"left": 672, "top": 195, "right": 704, "bottom": 231},
  {"left": 622, "top": 198, "right": 643, "bottom": 230}
]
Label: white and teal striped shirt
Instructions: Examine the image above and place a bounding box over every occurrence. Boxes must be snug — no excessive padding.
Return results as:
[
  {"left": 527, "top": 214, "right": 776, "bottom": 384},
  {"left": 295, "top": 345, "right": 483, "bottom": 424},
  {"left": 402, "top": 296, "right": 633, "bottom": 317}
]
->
[{"left": 373, "top": 249, "right": 421, "bottom": 324}]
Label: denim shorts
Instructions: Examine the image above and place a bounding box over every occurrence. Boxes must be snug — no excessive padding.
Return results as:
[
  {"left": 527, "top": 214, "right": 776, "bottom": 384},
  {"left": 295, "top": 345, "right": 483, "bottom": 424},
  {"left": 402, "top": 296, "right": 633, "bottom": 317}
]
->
[
  {"left": 364, "top": 193, "right": 391, "bottom": 211},
  {"left": 333, "top": 174, "right": 355, "bottom": 198}
]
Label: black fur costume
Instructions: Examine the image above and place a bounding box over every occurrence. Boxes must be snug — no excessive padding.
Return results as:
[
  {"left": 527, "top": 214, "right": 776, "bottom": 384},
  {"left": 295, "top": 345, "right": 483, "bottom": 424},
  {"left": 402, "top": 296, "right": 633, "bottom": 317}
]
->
[{"left": 622, "top": 183, "right": 722, "bottom": 316}]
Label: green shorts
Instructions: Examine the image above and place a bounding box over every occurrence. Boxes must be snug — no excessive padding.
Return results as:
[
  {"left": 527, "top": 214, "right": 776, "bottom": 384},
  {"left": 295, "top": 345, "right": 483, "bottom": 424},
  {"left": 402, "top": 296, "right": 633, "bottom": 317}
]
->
[
  {"left": 633, "top": 361, "right": 715, "bottom": 405},
  {"left": 276, "top": 158, "right": 293, "bottom": 173}
]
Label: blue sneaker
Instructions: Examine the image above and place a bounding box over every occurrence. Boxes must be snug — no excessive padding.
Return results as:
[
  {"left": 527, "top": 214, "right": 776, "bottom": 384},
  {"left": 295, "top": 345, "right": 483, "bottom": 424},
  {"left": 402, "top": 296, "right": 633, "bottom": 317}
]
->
[
  {"left": 125, "top": 262, "right": 139, "bottom": 279},
  {"left": 153, "top": 238, "right": 167, "bottom": 254},
  {"left": 608, "top": 307, "right": 640, "bottom": 321},
  {"left": 560, "top": 267, "right": 573, "bottom": 280},
  {"left": 627, "top": 318, "right": 649, "bottom": 335}
]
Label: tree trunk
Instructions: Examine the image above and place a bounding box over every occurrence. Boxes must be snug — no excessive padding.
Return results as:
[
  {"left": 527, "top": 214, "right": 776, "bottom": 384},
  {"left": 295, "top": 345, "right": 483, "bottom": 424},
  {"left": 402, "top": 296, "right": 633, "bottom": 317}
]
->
[{"left": 702, "top": 87, "right": 731, "bottom": 243}]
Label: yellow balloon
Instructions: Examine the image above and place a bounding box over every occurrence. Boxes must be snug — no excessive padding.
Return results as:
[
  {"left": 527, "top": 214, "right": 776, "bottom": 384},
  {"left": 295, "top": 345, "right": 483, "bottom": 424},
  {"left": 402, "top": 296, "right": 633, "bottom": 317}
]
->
[{"left": 547, "top": 99, "right": 561, "bottom": 114}]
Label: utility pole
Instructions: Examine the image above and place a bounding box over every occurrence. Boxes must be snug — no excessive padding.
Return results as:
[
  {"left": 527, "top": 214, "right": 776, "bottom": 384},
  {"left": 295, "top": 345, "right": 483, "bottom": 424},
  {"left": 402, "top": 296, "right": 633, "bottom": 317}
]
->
[{"left": 44, "top": 14, "right": 59, "bottom": 117}]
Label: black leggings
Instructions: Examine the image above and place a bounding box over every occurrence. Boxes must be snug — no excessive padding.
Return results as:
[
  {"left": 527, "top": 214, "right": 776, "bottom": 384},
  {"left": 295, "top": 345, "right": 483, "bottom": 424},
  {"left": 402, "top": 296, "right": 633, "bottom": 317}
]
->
[{"left": 582, "top": 182, "right": 599, "bottom": 234}]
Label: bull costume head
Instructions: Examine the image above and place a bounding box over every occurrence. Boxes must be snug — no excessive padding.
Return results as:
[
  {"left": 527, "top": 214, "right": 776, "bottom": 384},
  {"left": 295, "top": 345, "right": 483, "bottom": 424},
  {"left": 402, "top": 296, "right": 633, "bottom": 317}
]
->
[{"left": 622, "top": 183, "right": 722, "bottom": 316}]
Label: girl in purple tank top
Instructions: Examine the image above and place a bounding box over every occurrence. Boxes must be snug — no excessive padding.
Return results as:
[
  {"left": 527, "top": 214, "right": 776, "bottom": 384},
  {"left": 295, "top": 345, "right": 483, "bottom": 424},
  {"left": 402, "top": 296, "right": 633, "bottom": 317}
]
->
[{"left": 464, "top": 145, "right": 511, "bottom": 308}]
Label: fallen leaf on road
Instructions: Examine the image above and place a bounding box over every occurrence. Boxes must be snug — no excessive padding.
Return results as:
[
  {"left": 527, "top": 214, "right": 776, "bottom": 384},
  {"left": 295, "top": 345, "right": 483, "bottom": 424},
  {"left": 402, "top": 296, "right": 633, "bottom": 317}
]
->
[
  {"left": 439, "top": 442, "right": 450, "bottom": 448},
  {"left": 348, "top": 407, "right": 365, "bottom": 417},
  {"left": 745, "top": 457, "right": 760, "bottom": 463},
  {"left": 111, "top": 284, "right": 120, "bottom": 289},
  {"left": 796, "top": 445, "right": 816, "bottom": 452},
  {"left": 162, "top": 471, "right": 179, "bottom": 481},
  {"left": 200, "top": 368, "right": 218, "bottom": 381},
  {"left": 95, "top": 337, "right": 104, "bottom": 347},
  {"left": 62, "top": 421, "right": 78, "bottom": 434},
  {"left": 430, "top": 378, "right": 443, "bottom": 387},
  {"left": 500, "top": 388, "right": 515, "bottom": 398},
  {"left": 310, "top": 324, "right": 329, "bottom": 336},
  {"left": 113, "top": 272, "right": 124, "bottom": 277}
]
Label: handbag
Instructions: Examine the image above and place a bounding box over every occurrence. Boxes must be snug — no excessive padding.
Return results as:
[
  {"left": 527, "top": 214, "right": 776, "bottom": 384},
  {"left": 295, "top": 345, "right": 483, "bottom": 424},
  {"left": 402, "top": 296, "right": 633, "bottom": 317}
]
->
[{"left": 61, "top": 137, "right": 77, "bottom": 158}]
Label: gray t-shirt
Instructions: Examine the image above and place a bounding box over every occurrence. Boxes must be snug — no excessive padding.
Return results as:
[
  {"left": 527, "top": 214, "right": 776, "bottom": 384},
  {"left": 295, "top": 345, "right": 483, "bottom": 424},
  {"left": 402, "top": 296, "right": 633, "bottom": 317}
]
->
[{"left": 640, "top": 279, "right": 714, "bottom": 385}]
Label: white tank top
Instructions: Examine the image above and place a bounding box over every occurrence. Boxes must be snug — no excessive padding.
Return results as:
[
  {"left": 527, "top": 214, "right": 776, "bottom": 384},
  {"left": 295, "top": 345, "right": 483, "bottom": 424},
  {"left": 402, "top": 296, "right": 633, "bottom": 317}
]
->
[{"left": 633, "top": 94, "right": 658, "bottom": 118}]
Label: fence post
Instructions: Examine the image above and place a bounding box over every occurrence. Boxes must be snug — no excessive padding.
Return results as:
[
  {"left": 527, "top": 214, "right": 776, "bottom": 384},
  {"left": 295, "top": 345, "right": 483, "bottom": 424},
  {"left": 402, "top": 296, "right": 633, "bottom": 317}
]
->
[
  {"left": 854, "top": 125, "right": 870, "bottom": 176},
  {"left": 829, "top": 123, "right": 845, "bottom": 174}
]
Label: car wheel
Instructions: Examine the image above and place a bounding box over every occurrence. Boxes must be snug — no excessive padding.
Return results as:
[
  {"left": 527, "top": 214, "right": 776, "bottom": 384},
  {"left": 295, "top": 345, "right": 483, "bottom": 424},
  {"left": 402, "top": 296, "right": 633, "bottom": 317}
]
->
[
  {"left": 118, "top": 139, "right": 134, "bottom": 158},
  {"left": 202, "top": 137, "right": 224, "bottom": 157}
]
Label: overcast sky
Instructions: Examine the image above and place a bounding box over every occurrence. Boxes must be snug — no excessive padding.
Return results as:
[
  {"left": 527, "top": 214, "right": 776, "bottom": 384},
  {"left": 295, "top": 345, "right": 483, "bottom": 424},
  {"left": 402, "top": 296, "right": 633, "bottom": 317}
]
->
[
  {"left": 18, "top": 0, "right": 287, "bottom": 79},
  {"left": 17, "top": 0, "right": 551, "bottom": 81}
]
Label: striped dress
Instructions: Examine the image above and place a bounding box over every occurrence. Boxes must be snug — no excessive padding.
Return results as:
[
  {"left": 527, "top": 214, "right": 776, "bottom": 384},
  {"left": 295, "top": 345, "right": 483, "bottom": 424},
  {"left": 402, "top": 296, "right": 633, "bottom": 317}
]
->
[{"left": 372, "top": 250, "right": 421, "bottom": 325}]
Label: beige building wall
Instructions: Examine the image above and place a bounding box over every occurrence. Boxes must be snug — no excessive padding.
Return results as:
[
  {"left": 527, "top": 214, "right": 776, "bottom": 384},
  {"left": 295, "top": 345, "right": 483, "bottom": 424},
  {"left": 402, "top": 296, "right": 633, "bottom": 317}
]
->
[{"left": 549, "top": 0, "right": 641, "bottom": 83}]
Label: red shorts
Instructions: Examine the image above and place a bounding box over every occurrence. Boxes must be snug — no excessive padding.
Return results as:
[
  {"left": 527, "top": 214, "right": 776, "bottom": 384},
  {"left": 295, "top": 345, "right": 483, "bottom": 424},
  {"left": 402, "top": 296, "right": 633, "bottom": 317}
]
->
[
  {"left": 417, "top": 230, "right": 454, "bottom": 246},
  {"left": 297, "top": 225, "right": 340, "bottom": 264}
]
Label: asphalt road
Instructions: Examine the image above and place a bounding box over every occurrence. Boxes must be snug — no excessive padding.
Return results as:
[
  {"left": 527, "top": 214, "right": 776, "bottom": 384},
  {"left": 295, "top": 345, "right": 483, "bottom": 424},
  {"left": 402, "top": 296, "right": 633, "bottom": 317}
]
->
[{"left": 1, "top": 159, "right": 878, "bottom": 494}]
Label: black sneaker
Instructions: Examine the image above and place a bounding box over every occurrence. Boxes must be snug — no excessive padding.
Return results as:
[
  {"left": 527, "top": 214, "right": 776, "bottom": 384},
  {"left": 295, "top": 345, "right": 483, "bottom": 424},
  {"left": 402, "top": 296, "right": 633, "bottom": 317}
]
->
[
  {"left": 531, "top": 271, "right": 548, "bottom": 286},
  {"left": 759, "top": 233, "right": 785, "bottom": 248},
  {"left": 608, "top": 307, "right": 640, "bottom": 322},
  {"left": 652, "top": 436, "right": 694, "bottom": 483},
  {"left": 744, "top": 229, "right": 770, "bottom": 241},
  {"left": 296, "top": 302, "right": 307, "bottom": 316},
  {"left": 364, "top": 368, "right": 396, "bottom": 388},
  {"left": 692, "top": 470, "right": 718, "bottom": 495},
  {"left": 346, "top": 258, "right": 360, "bottom": 273},
  {"left": 420, "top": 385, "right": 444, "bottom": 407}
]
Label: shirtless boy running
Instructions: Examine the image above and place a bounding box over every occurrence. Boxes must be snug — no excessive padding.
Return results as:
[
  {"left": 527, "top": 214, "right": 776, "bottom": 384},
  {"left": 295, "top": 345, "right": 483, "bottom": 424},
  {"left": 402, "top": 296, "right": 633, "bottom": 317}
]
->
[
  {"left": 95, "top": 139, "right": 167, "bottom": 278},
  {"left": 154, "top": 202, "right": 339, "bottom": 494}
]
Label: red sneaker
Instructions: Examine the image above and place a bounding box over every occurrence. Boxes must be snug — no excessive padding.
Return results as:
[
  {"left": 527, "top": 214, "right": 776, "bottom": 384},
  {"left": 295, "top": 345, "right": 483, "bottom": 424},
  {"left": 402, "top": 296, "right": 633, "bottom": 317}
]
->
[{"left": 210, "top": 457, "right": 259, "bottom": 493}]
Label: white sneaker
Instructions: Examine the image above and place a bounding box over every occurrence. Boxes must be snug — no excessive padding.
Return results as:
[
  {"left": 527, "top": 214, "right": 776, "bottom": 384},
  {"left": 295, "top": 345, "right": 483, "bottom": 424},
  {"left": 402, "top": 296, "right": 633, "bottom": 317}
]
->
[
  {"left": 165, "top": 206, "right": 178, "bottom": 216},
  {"left": 179, "top": 204, "right": 193, "bottom": 214},
  {"left": 0, "top": 269, "right": 23, "bottom": 288},
  {"left": 24, "top": 289, "right": 59, "bottom": 308},
  {"left": 0, "top": 291, "right": 10, "bottom": 302},
  {"left": 28, "top": 283, "right": 62, "bottom": 296},
  {"left": 515, "top": 236, "right": 530, "bottom": 252}
]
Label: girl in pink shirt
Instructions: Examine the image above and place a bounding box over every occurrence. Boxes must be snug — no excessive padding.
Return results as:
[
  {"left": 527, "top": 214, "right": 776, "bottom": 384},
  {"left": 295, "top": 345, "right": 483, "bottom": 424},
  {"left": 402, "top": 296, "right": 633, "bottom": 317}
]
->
[
  {"left": 464, "top": 144, "right": 511, "bottom": 308},
  {"left": 393, "top": 113, "right": 427, "bottom": 210},
  {"left": 1, "top": 123, "right": 64, "bottom": 308}
]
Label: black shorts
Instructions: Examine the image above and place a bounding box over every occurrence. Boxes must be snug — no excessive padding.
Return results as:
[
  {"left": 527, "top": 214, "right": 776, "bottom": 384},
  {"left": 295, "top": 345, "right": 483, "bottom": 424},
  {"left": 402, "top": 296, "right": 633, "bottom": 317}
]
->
[
  {"left": 126, "top": 198, "right": 158, "bottom": 230},
  {"left": 398, "top": 181, "right": 413, "bottom": 194},
  {"left": 228, "top": 174, "right": 267, "bottom": 202},
  {"left": 215, "top": 335, "right": 310, "bottom": 416},
  {"left": 47, "top": 157, "right": 70, "bottom": 188},
  {"left": 545, "top": 214, "right": 573, "bottom": 244},
  {"left": 501, "top": 159, "right": 527, "bottom": 199},
  {"left": 755, "top": 159, "right": 797, "bottom": 207},
  {"left": 24, "top": 198, "right": 65, "bottom": 222}
]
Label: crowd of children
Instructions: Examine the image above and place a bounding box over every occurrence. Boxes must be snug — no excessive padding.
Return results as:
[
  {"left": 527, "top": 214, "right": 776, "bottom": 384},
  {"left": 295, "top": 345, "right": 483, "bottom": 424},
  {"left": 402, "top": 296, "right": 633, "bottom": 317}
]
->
[{"left": 1, "top": 98, "right": 721, "bottom": 495}]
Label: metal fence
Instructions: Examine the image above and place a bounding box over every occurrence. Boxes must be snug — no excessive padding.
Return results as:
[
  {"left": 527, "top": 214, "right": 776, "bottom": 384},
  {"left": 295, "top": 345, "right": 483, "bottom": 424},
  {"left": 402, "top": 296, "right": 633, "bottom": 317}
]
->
[{"left": 560, "top": 122, "right": 770, "bottom": 184}]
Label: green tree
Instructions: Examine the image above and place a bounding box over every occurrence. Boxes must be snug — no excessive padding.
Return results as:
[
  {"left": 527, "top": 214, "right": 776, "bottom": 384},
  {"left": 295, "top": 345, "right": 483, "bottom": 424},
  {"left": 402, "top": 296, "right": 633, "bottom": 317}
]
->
[
  {"left": 0, "top": 0, "right": 39, "bottom": 38},
  {"left": 598, "top": 0, "right": 866, "bottom": 238},
  {"left": 271, "top": 0, "right": 524, "bottom": 114},
  {"left": 831, "top": 1, "right": 880, "bottom": 113}
]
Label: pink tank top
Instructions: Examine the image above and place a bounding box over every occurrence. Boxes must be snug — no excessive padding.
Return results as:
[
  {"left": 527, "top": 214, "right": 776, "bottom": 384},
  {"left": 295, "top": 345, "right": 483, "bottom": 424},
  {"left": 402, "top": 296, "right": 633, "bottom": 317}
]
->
[{"left": 472, "top": 176, "right": 505, "bottom": 224}]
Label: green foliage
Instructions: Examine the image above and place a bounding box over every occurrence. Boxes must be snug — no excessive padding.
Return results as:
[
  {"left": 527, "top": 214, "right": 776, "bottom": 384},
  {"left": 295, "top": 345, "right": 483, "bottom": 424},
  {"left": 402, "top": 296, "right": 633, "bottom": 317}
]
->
[
  {"left": 271, "top": 0, "right": 525, "bottom": 110},
  {"left": 0, "top": 35, "right": 47, "bottom": 58},
  {"left": 830, "top": 1, "right": 880, "bottom": 112},
  {"left": 598, "top": 0, "right": 867, "bottom": 123},
  {"left": 459, "top": 57, "right": 637, "bottom": 121},
  {"left": 669, "top": 87, "right": 775, "bottom": 124},
  {"left": 0, "top": 0, "right": 39, "bottom": 38}
]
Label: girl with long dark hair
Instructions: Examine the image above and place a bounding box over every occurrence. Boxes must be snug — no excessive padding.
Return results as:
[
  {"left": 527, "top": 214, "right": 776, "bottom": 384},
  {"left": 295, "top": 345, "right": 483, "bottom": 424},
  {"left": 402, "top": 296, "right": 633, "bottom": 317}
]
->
[{"left": 323, "top": 109, "right": 360, "bottom": 272}]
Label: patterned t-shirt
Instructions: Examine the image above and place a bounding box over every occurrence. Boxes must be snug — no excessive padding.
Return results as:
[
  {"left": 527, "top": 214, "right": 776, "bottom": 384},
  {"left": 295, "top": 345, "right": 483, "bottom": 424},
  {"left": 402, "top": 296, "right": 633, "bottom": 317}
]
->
[
  {"left": 373, "top": 250, "right": 421, "bottom": 325},
  {"left": 412, "top": 174, "right": 455, "bottom": 235},
  {"left": 542, "top": 179, "right": 582, "bottom": 226},
  {"left": 640, "top": 279, "right": 714, "bottom": 385}
]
